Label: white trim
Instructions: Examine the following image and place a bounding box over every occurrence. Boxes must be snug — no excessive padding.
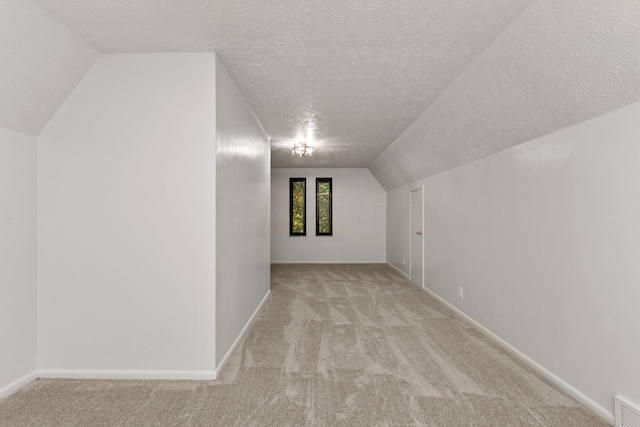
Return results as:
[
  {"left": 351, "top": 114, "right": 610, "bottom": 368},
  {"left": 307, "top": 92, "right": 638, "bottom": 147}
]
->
[
  {"left": 270, "top": 261, "right": 386, "bottom": 264},
  {"left": 420, "top": 185, "right": 425, "bottom": 289},
  {"left": 215, "top": 289, "right": 271, "bottom": 375},
  {"left": 37, "top": 370, "right": 216, "bottom": 381},
  {"left": 387, "top": 262, "right": 410, "bottom": 279},
  {"left": 409, "top": 187, "right": 424, "bottom": 288},
  {"left": 421, "top": 286, "right": 614, "bottom": 425},
  {"left": 0, "top": 372, "right": 38, "bottom": 399}
]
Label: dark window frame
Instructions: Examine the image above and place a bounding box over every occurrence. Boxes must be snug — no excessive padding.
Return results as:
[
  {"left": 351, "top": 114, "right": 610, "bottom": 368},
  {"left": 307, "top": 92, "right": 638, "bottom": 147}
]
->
[
  {"left": 289, "top": 178, "right": 306, "bottom": 236},
  {"left": 316, "top": 178, "right": 333, "bottom": 236}
]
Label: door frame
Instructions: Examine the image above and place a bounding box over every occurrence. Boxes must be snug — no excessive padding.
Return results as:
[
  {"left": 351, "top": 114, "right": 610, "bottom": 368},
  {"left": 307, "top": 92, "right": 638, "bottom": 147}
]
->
[{"left": 409, "top": 185, "right": 425, "bottom": 288}]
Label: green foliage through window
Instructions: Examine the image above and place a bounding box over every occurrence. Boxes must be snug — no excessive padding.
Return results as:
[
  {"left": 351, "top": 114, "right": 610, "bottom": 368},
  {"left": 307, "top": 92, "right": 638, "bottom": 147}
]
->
[
  {"left": 289, "top": 178, "right": 306, "bottom": 235},
  {"left": 316, "top": 178, "right": 332, "bottom": 236}
]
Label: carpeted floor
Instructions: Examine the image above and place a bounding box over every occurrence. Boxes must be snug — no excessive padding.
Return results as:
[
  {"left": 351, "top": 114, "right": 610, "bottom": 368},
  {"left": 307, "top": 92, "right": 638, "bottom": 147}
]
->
[{"left": 0, "top": 264, "right": 606, "bottom": 426}]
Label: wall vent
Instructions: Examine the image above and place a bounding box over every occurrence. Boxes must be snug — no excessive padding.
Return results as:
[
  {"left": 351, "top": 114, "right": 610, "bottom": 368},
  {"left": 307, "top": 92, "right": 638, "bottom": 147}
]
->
[{"left": 616, "top": 395, "right": 640, "bottom": 427}]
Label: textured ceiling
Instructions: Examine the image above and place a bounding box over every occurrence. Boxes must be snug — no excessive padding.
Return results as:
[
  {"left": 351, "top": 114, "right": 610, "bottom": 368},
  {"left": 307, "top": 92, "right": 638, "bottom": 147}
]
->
[
  {"left": 6, "top": 0, "right": 638, "bottom": 178},
  {"left": 0, "top": 0, "right": 99, "bottom": 136},
  {"left": 369, "top": 0, "right": 640, "bottom": 190},
  {"left": 31, "top": 0, "right": 532, "bottom": 167}
]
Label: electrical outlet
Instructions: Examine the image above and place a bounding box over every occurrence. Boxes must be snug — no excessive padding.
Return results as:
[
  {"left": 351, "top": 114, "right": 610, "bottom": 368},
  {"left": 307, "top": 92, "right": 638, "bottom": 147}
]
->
[
  {"left": 336, "top": 249, "right": 340, "bottom": 255},
  {"left": 402, "top": 258, "right": 406, "bottom": 266},
  {"left": 458, "top": 287, "right": 464, "bottom": 299}
]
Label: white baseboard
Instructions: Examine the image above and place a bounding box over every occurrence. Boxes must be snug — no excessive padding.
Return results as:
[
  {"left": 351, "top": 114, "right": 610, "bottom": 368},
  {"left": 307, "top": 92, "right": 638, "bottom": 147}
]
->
[
  {"left": 421, "top": 286, "right": 614, "bottom": 426},
  {"left": 0, "top": 372, "right": 38, "bottom": 399},
  {"left": 386, "top": 262, "right": 409, "bottom": 279},
  {"left": 37, "top": 370, "right": 216, "bottom": 381},
  {"left": 271, "top": 261, "right": 386, "bottom": 264},
  {"left": 7, "top": 291, "right": 272, "bottom": 390},
  {"left": 215, "top": 289, "right": 271, "bottom": 376}
]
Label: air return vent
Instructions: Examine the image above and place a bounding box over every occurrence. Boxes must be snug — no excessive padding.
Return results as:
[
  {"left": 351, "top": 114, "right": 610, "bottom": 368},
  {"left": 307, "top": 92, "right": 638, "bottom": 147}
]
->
[{"left": 616, "top": 395, "right": 640, "bottom": 427}]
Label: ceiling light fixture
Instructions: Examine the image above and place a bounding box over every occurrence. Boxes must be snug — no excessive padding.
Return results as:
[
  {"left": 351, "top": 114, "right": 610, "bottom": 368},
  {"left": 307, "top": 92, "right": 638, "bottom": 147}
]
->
[{"left": 292, "top": 144, "right": 313, "bottom": 157}]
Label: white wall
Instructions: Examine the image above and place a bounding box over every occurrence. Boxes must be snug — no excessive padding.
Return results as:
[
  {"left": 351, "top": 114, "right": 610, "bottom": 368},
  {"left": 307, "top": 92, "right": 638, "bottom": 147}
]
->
[
  {"left": 214, "top": 57, "right": 271, "bottom": 368},
  {"left": 386, "top": 102, "right": 640, "bottom": 422},
  {"left": 38, "top": 54, "right": 217, "bottom": 377},
  {"left": 0, "top": 127, "right": 37, "bottom": 395},
  {"left": 271, "top": 168, "right": 386, "bottom": 263},
  {"left": 386, "top": 187, "right": 410, "bottom": 274}
]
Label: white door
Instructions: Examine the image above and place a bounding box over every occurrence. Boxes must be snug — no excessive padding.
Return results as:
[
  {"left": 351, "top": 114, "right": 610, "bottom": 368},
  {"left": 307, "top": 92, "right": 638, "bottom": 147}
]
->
[{"left": 410, "top": 189, "right": 423, "bottom": 287}]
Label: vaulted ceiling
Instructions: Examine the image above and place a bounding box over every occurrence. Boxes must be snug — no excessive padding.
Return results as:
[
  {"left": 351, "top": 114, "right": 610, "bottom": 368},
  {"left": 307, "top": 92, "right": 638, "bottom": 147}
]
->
[
  {"left": 2, "top": 0, "right": 640, "bottom": 189},
  {"left": 0, "top": 0, "right": 98, "bottom": 135}
]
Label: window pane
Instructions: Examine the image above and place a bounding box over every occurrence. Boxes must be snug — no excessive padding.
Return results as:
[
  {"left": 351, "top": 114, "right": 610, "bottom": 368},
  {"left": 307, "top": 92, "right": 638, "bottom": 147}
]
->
[
  {"left": 292, "top": 182, "right": 305, "bottom": 233},
  {"left": 316, "top": 178, "right": 332, "bottom": 236},
  {"left": 290, "top": 178, "right": 306, "bottom": 235}
]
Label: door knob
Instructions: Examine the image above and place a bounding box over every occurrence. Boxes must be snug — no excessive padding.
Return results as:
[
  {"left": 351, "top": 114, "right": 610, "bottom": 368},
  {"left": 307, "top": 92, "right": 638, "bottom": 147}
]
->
[{"left": 416, "top": 231, "right": 423, "bottom": 235}]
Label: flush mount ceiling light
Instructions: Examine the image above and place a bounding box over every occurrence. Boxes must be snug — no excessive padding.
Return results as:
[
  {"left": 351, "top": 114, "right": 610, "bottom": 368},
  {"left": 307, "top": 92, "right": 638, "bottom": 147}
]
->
[{"left": 292, "top": 144, "right": 313, "bottom": 157}]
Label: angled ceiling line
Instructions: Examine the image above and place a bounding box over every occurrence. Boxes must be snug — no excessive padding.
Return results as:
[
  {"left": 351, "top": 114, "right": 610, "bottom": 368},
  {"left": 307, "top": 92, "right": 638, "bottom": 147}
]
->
[
  {"left": 365, "top": 0, "right": 538, "bottom": 172},
  {"left": 30, "top": 0, "right": 106, "bottom": 54}
]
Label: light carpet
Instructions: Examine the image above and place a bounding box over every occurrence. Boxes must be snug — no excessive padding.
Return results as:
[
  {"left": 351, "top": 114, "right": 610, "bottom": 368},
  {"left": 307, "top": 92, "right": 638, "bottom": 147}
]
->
[{"left": 0, "top": 264, "right": 606, "bottom": 426}]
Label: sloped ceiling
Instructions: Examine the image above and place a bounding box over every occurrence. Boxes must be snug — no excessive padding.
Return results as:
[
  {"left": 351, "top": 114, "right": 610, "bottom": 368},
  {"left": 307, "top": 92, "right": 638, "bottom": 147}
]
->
[
  {"left": 3, "top": 1, "right": 639, "bottom": 182},
  {"left": 30, "top": 0, "right": 532, "bottom": 167},
  {"left": 370, "top": 0, "right": 640, "bottom": 189},
  {"left": 0, "top": 0, "right": 99, "bottom": 136}
]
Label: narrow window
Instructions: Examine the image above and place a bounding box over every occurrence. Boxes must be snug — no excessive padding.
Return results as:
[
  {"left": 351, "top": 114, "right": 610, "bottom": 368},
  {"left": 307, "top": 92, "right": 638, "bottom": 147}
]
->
[
  {"left": 316, "top": 178, "right": 332, "bottom": 236},
  {"left": 289, "top": 178, "right": 306, "bottom": 236}
]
